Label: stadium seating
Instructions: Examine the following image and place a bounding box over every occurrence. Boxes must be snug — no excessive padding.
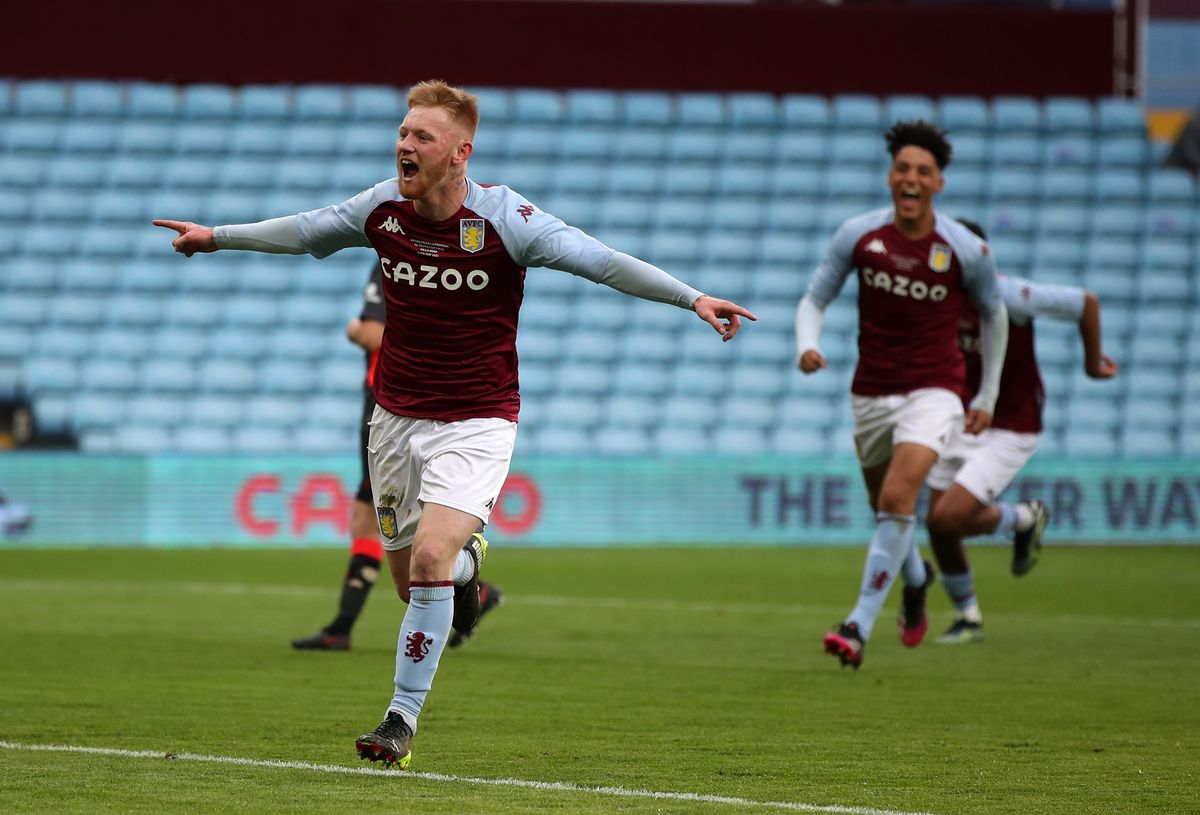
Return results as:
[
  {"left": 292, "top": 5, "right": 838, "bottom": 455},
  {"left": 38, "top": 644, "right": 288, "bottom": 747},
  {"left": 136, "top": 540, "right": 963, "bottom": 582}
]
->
[{"left": 0, "top": 80, "right": 1194, "bottom": 457}]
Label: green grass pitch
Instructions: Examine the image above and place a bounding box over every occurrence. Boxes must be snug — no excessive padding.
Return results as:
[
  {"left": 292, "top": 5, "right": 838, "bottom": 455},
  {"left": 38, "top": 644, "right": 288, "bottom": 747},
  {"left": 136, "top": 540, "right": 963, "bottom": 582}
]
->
[{"left": 0, "top": 545, "right": 1197, "bottom": 814}]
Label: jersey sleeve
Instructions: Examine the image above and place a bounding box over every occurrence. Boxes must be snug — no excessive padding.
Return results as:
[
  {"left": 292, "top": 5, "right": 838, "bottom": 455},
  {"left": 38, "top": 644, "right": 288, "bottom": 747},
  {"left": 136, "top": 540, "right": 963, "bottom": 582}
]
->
[
  {"left": 360, "top": 263, "right": 387, "bottom": 323},
  {"left": 805, "top": 216, "right": 866, "bottom": 307},
  {"left": 1000, "top": 275, "right": 1086, "bottom": 325},
  {"left": 294, "top": 179, "right": 397, "bottom": 259},
  {"left": 941, "top": 216, "right": 1003, "bottom": 316},
  {"left": 468, "top": 183, "right": 613, "bottom": 277}
]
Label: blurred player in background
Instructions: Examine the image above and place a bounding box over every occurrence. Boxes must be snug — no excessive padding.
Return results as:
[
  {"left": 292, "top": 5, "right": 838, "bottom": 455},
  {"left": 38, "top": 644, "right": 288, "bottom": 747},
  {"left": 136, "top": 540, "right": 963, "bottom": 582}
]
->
[
  {"left": 291, "top": 263, "right": 504, "bottom": 652},
  {"left": 924, "top": 219, "right": 1118, "bottom": 644},
  {"left": 155, "top": 79, "right": 754, "bottom": 768},
  {"left": 795, "top": 121, "right": 1009, "bottom": 670}
]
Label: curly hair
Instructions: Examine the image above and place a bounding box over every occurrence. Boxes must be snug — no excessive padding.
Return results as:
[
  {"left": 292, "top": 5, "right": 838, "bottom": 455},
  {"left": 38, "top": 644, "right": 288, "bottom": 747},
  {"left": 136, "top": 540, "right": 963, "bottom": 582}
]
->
[{"left": 885, "top": 120, "right": 952, "bottom": 170}]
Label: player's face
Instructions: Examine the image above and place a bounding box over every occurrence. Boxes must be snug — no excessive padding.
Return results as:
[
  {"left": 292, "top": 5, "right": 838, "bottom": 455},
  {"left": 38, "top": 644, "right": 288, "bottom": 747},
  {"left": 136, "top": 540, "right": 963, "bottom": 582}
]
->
[
  {"left": 888, "top": 145, "right": 944, "bottom": 223},
  {"left": 395, "top": 105, "right": 470, "bottom": 200}
]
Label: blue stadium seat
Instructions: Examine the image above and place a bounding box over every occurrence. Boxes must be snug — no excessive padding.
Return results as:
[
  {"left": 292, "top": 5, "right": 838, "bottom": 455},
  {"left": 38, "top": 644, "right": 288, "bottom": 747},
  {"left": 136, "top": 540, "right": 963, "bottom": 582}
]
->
[
  {"left": 0, "top": 188, "right": 31, "bottom": 223},
  {"left": 507, "top": 124, "right": 560, "bottom": 161},
  {"left": 558, "top": 328, "right": 617, "bottom": 369},
  {"left": 984, "top": 204, "right": 1036, "bottom": 237},
  {"left": 1090, "top": 204, "right": 1143, "bottom": 239},
  {"left": 668, "top": 130, "right": 719, "bottom": 163},
  {"left": 128, "top": 394, "right": 187, "bottom": 427},
  {"left": 2, "top": 258, "right": 57, "bottom": 292},
  {"left": 1096, "top": 137, "right": 1147, "bottom": 168},
  {"left": 830, "top": 133, "right": 880, "bottom": 166},
  {"left": 21, "top": 224, "right": 81, "bottom": 257},
  {"left": 62, "top": 121, "right": 121, "bottom": 154},
  {"left": 1083, "top": 269, "right": 1135, "bottom": 302},
  {"left": 207, "top": 327, "right": 268, "bottom": 361},
  {"left": 258, "top": 360, "right": 316, "bottom": 395},
  {"left": 564, "top": 90, "right": 619, "bottom": 124},
  {"left": 15, "top": 80, "right": 69, "bottom": 117},
  {"left": 237, "top": 85, "right": 292, "bottom": 120},
  {"left": 531, "top": 427, "right": 592, "bottom": 456},
  {"left": 560, "top": 128, "right": 613, "bottom": 162},
  {"left": 1041, "top": 169, "right": 1092, "bottom": 204},
  {"left": 1044, "top": 97, "right": 1095, "bottom": 134},
  {"left": 1094, "top": 169, "right": 1147, "bottom": 205},
  {"left": 229, "top": 121, "right": 288, "bottom": 155},
  {"left": 543, "top": 394, "right": 603, "bottom": 428},
  {"left": 81, "top": 359, "right": 139, "bottom": 393},
  {"left": 72, "top": 393, "right": 128, "bottom": 430},
  {"left": 884, "top": 95, "right": 935, "bottom": 126},
  {"left": 556, "top": 363, "right": 613, "bottom": 397},
  {"left": 824, "top": 166, "right": 882, "bottom": 202},
  {"left": 473, "top": 88, "right": 512, "bottom": 123},
  {"left": 711, "top": 199, "right": 766, "bottom": 232},
  {"left": 654, "top": 199, "right": 708, "bottom": 230},
  {"left": 164, "top": 156, "right": 223, "bottom": 189},
  {"left": 512, "top": 88, "right": 563, "bottom": 123},
  {"left": 161, "top": 297, "right": 222, "bottom": 330},
  {"left": 764, "top": 199, "right": 820, "bottom": 234},
  {"left": 776, "top": 131, "right": 829, "bottom": 166},
  {"left": 622, "top": 92, "right": 672, "bottom": 126},
  {"left": 1137, "top": 268, "right": 1191, "bottom": 303},
  {"left": 938, "top": 96, "right": 990, "bottom": 132},
  {"left": 988, "top": 238, "right": 1031, "bottom": 270},
  {"left": 771, "top": 426, "right": 827, "bottom": 454},
  {"left": 128, "top": 82, "right": 180, "bottom": 118},
  {"left": 992, "top": 97, "right": 1041, "bottom": 133},
  {"left": 1096, "top": 98, "right": 1145, "bottom": 136},
  {"left": 174, "top": 425, "right": 231, "bottom": 454},
  {"left": 950, "top": 132, "right": 988, "bottom": 167},
  {"left": 0, "top": 155, "right": 47, "bottom": 188},
  {"left": 833, "top": 95, "right": 881, "bottom": 131},
  {"left": 113, "top": 425, "right": 173, "bottom": 453},
  {"left": 1038, "top": 205, "right": 1090, "bottom": 238},
  {"left": 616, "top": 130, "right": 668, "bottom": 164},
  {"left": 990, "top": 134, "right": 1041, "bottom": 167},
  {"left": 676, "top": 93, "right": 724, "bottom": 127},
  {"left": 197, "top": 359, "right": 258, "bottom": 394},
  {"left": 230, "top": 424, "right": 292, "bottom": 453},
  {"left": 712, "top": 425, "right": 769, "bottom": 455},
  {"left": 347, "top": 85, "right": 403, "bottom": 122},
  {"left": 661, "top": 165, "right": 715, "bottom": 197},
  {"left": 780, "top": 95, "right": 830, "bottom": 130},
  {"left": 119, "top": 122, "right": 177, "bottom": 155},
  {"left": 182, "top": 84, "right": 236, "bottom": 119},
  {"left": 176, "top": 123, "right": 232, "bottom": 155},
  {"left": 285, "top": 123, "right": 342, "bottom": 157},
  {"left": 593, "top": 426, "right": 650, "bottom": 456},
  {"left": 705, "top": 234, "right": 758, "bottom": 266},
  {"left": 182, "top": 395, "right": 247, "bottom": 430},
  {"left": 1086, "top": 237, "right": 1139, "bottom": 271},
  {"left": 106, "top": 155, "right": 165, "bottom": 189},
  {"left": 43, "top": 154, "right": 105, "bottom": 190},
  {"left": 598, "top": 394, "right": 660, "bottom": 433},
  {"left": 293, "top": 85, "right": 348, "bottom": 121},
  {"left": 729, "top": 93, "right": 779, "bottom": 129},
  {"left": 1147, "top": 169, "right": 1196, "bottom": 206},
  {"left": 987, "top": 168, "right": 1038, "bottom": 204},
  {"left": 1121, "top": 428, "right": 1177, "bottom": 459},
  {"left": 5, "top": 121, "right": 62, "bottom": 153},
  {"left": 1144, "top": 206, "right": 1196, "bottom": 238},
  {"left": 1043, "top": 136, "right": 1094, "bottom": 168}
]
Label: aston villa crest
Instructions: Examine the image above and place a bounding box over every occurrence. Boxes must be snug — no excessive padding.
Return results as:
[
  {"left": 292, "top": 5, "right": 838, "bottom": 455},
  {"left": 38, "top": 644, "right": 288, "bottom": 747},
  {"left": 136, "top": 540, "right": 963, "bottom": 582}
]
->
[
  {"left": 460, "top": 219, "right": 485, "bottom": 253},
  {"left": 376, "top": 505, "right": 398, "bottom": 539},
  {"left": 928, "top": 243, "right": 952, "bottom": 273}
]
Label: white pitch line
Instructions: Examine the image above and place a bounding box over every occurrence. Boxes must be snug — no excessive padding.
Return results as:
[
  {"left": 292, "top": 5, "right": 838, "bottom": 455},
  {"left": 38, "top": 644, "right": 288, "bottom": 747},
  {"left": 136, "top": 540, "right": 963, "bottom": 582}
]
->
[
  {"left": 2, "top": 577, "right": 1199, "bottom": 629},
  {"left": 0, "top": 740, "right": 938, "bottom": 815}
]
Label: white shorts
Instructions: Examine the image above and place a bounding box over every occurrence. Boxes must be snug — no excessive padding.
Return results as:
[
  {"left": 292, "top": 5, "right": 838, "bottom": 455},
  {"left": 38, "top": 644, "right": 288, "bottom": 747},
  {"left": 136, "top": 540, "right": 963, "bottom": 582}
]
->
[
  {"left": 926, "top": 426, "right": 1040, "bottom": 504},
  {"left": 366, "top": 406, "right": 517, "bottom": 551},
  {"left": 851, "top": 388, "right": 964, "bottom": 469}
]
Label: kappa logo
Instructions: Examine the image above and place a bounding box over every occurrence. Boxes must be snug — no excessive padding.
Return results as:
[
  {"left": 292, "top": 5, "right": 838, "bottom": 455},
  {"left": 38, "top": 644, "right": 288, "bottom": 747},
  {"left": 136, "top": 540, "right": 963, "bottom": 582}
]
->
[
  {"left": 404, "top": 631, "right": 432, "bottom": 663},
  {"left": 379, "top": 216, "right": 405, "bottom": 234},
  {"left": 865, "top": 238, "right": 887, "bottom": 255},
  {"left": 516, "top": 204, "right": 535, "bottom": 222}
]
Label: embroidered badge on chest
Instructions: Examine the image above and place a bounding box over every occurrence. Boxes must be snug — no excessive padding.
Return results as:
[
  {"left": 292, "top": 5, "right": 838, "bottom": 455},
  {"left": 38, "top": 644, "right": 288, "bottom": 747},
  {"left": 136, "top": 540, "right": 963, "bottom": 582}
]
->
[
  {"left": 928, "top": 243, "right": 952, "bottom": 273},
  {"left": 460, "top": 219, "right": 485, "bottom": 253}
]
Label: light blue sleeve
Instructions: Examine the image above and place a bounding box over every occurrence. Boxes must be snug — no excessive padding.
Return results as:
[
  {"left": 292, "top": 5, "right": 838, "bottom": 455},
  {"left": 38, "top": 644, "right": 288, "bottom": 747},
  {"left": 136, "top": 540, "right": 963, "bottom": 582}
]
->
[
  {"left": 806, "top": 211, "right": 885, "bottom": 307},
  {"left": 1000, "top": 275, "right": 1086, "bottom": 325},
  {"left": 293, "top": 179, "right": 397, "bottom": 259},
  {"left": 939, "top": 216, "right": 1003, "bottom": 317},
  {"left": 468, "top": 183, "right": 613, "bottom": 276}
]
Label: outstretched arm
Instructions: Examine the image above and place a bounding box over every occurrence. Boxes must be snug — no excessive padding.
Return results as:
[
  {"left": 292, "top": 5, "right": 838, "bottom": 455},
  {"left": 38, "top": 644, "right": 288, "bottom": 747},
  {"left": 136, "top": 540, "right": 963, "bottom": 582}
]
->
[
  {"left": 154, "top": 216, "right": 308, "bottom": 257},
  {"left": 1079, "top": 291, "right": 1118, "bottom": 379}
]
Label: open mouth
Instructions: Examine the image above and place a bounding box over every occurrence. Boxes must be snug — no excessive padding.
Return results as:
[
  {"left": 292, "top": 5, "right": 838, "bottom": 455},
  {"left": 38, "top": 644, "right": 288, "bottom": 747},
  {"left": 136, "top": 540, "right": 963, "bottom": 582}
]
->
[
  {"left": 900, "top": 189, "right": 921, "bottom": 201},
  {"left": 400, "top": 159, "right": 419, "bottom": 181}
]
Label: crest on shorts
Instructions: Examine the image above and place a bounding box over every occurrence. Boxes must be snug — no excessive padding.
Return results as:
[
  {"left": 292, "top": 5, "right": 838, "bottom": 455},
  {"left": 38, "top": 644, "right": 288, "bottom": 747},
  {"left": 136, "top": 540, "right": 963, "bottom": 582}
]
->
[
  {"left": 376, "top": 506, "right": 398, "bottom": 539},
  {"left": 928, "top": 243, "right": 952, "bottom": 273},
  {"left": 460, "top": 219, "right": 485, "bottom": 253}
]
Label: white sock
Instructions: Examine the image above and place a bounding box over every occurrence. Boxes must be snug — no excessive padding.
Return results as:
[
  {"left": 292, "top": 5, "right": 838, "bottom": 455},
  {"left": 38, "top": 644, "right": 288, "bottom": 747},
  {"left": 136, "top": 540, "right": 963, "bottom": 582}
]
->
[
  {"left": 450, "top": 548, "right": 474, "bottom": 586},
  {"left": 1014, "top": 503, "right": 1036, "bottom": 532}
]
